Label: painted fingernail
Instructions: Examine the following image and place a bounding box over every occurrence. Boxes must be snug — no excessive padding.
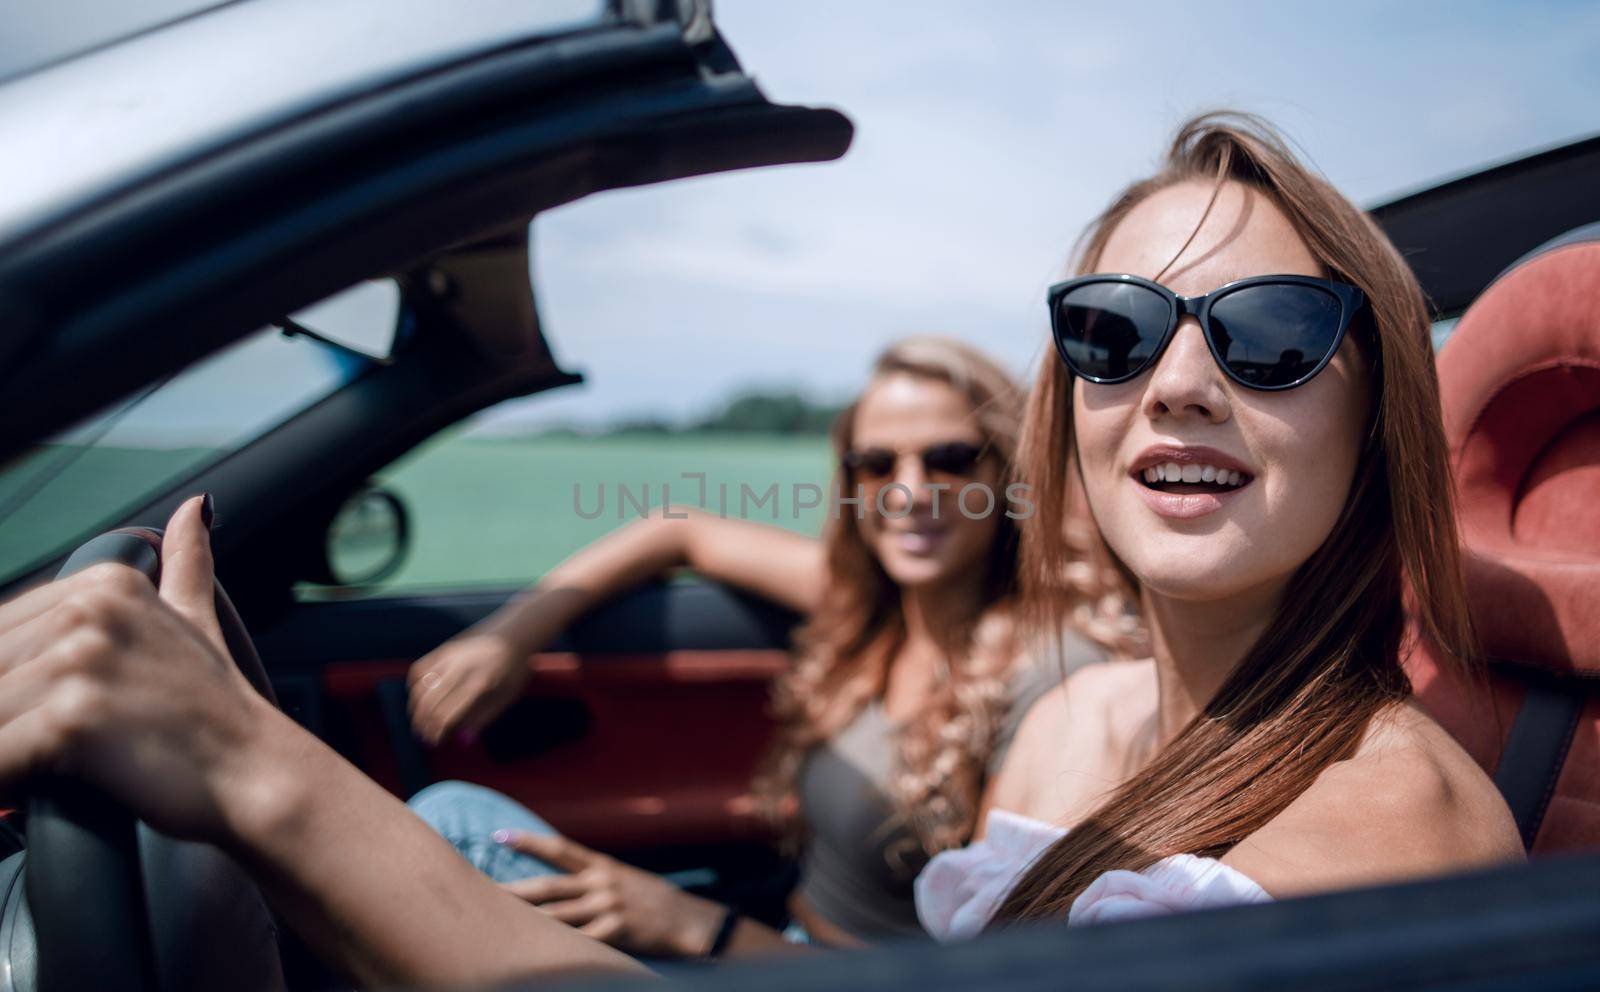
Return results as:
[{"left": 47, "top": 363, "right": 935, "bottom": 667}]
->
[
  {"left": 457, "top": 730, "right": 478, "bottom": 747},
  {"left": 200, "top": 492, "right": 215, "bottom": 531},
  {"left": 492, "top": 829, "right": 515, "bottom": 845}
]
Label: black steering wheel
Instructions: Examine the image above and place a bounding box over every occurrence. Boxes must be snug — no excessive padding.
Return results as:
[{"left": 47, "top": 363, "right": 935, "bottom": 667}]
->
[{"left": 0, "top": 529, "right": 286, "bottom": 992}]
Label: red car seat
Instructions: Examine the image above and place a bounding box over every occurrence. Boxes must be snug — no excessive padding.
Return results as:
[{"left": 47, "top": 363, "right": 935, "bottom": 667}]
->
[{"left": 1408, "top": 223, "right": 1600, "bottom": 853}]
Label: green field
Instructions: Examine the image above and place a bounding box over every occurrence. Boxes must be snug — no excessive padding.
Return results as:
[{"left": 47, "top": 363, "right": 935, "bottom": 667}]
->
[
  {"left": 369, "top": 432, "right": 834, "bottom": 592},
  {"left": 0, "top": 444, "right": 216, "bottom": 585},
  {"left": 0, "top": 434, "right": 834, "bottom": 594}
]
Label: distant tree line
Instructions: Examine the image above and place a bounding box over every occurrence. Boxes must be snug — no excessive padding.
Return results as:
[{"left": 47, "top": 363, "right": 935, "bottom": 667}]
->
[{"left": 540, "top": 389, "right": 848, "bottom": 438}]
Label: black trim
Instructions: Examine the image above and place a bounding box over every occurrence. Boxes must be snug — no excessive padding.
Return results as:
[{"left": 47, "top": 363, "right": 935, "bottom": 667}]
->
[
  {"left": 552, "top": 854, "right": 1600, "bottom": 991},
  {"left": 256, "top": 580, "right": 802, "bottom": 671},
  {"left": 1500, "top": 219, "right": 1600, "bottom": 280},
  {"left": 0, "top": 97, "right": 844, "bottom": 609},
  {"left": 1493, "top": 679, "right": 1586, "bottom": 850},
  {"left": 0, "top": 20, "right": 852, "bottom": 465},
  {"left": 376, "top": 680, "right": 433, "bottom": 800},
  {"left": 0, "top": 11, "right": 851, "bottom": 622},
  {"left": 1370, "top": 132, "right": 1600, "bottom": 317},
  {"left": 480, "top": 698, "right": 596, "bottom": 765}
]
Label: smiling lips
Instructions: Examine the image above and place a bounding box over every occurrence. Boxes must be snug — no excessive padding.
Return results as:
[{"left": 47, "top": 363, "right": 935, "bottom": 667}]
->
[
  {"left": 1129, "top": 445, "right": 1256, "bottom": 520},
  {"left": 888, "top": 518, "right": 951, "bottom": 556}
]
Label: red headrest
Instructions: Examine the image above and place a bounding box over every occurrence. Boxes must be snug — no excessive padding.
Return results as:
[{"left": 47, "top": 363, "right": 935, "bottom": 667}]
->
[{"left": 1437, "top": 232, "right": 1600, "bottom": 675}]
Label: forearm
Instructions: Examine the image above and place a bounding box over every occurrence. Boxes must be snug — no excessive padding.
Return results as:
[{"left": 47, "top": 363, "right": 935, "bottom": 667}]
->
[{"left": 221, "top": 706, "right": 648, "bottom": 987}]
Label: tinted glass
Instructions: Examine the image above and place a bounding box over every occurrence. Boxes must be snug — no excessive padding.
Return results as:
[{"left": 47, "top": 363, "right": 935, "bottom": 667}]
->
[
  {"left": 844, "top": 448, "right": 896, "bottom": 478},
  {"left": 1208, "top": 283, "right": 1342, "bottom": 387},
  {"left": 1054, "top": 281, "right": 1171, "bottom": 380},
  {"left": 922, "top": 441, "right": 984, "bottom": 477},
  {"left": 0, "top": 323, "right": 372, "bottom": 586}
]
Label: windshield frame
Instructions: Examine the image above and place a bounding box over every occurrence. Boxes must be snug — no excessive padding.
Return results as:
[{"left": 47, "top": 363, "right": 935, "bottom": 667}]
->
[{"left": 0, "top": 324, "right": 378, "bottom": 588}]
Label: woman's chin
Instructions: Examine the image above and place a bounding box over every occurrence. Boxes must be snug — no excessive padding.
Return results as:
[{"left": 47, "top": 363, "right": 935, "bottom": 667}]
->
[
  {"left": 880, "top": 560, "right": 949, "bottom": 587},
  {"left": 876, "top": 548, "right": 969, "bottom": 589},
  {"left": 1117, "top": 550, "right": 1259, "bottom": 604}
]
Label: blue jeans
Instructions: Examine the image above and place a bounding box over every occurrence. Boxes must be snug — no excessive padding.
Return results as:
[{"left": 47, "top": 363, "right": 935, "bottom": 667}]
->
[
  {"left": 408, "top": 780, "right": 721, "bottom": 890},
  {"left": 408, "top": 780, "right": 564, "bottom": 883},
  {"left": 408, "top": 781, "right": 805, "bottom": 950}
]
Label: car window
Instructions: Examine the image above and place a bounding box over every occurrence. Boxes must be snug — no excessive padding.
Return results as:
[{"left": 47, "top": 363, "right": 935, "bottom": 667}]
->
[
  {"left": 323, "top": 402, "right": 835, "bottom": 597},
  {"left": 0, "top": 321, "right": 375, "bottom": 587}
]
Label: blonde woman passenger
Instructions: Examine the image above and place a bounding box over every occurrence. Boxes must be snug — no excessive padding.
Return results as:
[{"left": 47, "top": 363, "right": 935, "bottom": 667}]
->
[{"left": 400, "top": 336, "right": 1118, "bottom": 958}]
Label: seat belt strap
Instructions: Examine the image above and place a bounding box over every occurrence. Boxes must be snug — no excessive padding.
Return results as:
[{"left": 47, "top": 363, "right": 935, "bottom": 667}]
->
[{"left": 1493, "top": 680, "right": 1585, "bottom": 850}]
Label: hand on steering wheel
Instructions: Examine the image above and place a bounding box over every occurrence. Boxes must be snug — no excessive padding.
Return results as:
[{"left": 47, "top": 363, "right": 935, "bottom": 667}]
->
[
  {"left": 0, "top": 497, "right": 281, "bottom": 842},
  {"left": 0, "top": 495, "right": 291, "bottom": 992}
]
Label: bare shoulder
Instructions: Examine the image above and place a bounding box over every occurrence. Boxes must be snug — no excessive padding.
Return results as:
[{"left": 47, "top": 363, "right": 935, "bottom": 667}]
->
[
  {"left": 988, "top": 659, "right": 1156, "bottom": 824},
  {"left": 1224, "top": 700, "right": 1523, "bottom": 898},
  {"left": 1012, "top": 659, "right": 1155, "bottom": 764}
]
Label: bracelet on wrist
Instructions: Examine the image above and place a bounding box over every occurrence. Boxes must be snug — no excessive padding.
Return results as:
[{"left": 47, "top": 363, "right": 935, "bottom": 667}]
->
[{"left": 702, "top": 905, "right": 740, "bottom": 962}]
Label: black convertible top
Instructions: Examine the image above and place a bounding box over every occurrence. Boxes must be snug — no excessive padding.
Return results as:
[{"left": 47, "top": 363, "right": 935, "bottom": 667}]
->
[{"left": 1370, "top": 132, "right": 1600, "bottom": 317}]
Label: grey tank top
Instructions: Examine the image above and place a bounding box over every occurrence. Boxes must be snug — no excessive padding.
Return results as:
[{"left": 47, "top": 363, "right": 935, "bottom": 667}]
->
[{"left": 794, "top": 629, "right": 1104, "bottom": 940}]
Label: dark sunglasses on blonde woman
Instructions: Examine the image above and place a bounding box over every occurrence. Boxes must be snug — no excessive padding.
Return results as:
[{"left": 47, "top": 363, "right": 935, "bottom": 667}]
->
[
  {"left": 1049, "top": 273, "right": 1368, "bottom": 390},
  {"left": 842, "top": 440, "right": 987, "bottom": 480}
]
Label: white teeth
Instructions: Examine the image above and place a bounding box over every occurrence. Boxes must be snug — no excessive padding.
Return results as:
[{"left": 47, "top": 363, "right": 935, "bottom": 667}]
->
[{"left": 1141, "top": 461, "right": 1250, "bottom": 487}]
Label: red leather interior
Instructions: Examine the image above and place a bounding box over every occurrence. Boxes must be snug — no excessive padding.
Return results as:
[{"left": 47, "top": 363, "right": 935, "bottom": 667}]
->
[
  {"left": 1408, "top": 234, "right": 1600, "bottom": 852},
  {"left": 323, "top": 650, "right": 786, "bottom": 852}
]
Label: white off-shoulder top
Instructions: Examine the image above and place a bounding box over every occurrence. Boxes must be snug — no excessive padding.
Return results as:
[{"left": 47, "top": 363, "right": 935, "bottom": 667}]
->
[{"left": 915, "top": 809, "right": 1272, "bottom": 941}]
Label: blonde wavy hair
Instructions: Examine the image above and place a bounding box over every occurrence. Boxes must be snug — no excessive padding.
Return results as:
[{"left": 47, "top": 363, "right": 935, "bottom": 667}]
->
[{"left": 751, "top": 336, "right": 1137, "bottom": 856}]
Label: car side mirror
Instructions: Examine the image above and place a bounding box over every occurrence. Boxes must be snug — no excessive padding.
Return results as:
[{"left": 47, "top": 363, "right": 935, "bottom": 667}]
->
[{"left": 318, "top": 485, "right": 410, "bottom": 587}]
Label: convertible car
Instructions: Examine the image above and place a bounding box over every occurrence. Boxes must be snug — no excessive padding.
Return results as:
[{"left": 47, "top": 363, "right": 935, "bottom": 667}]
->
[{"left": 0, "top": 2, "right": 1597, "bottom": 990}]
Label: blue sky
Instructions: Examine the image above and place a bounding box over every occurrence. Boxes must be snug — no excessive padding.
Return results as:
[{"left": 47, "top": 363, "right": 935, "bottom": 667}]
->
[{"left": 480, "top": 0, "right": 1600, "bottom": 432}]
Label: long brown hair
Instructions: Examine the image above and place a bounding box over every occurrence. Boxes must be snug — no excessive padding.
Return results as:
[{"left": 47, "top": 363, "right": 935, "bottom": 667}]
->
[
  {"left": 751, "top": 336, "right": 1131, "bottom": 855},
  {"left": 997, "top": 111, "right": 1475, "bottom": 920}
]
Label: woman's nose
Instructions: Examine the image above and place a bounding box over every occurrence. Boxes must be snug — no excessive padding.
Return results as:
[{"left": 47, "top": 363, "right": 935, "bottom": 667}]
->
[
  {"left": 883, "top": 455, "right": 927, "bottom": 512},
  {"left": 1141, "top": 319, "right": 1231, "bottom": 424}
]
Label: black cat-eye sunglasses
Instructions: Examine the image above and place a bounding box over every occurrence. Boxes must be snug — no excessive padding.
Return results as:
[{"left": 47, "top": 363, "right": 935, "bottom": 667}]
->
[{"left": 1047, "top": 273, "right": 1368, "bottom": 391}]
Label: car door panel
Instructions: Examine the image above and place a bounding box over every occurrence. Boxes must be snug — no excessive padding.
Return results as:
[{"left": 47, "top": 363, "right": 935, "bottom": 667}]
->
[{"left": 255, "top": 581, "right": 800, "bottom": 855}]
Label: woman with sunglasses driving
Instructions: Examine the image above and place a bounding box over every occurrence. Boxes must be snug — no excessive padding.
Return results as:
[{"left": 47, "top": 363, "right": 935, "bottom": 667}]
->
[
  {"left": 914, "top": 111, "right": 1522, "bottom": 938},
  {"left": 399, "top": 335, "right": 1118, "bottom": 958}
]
